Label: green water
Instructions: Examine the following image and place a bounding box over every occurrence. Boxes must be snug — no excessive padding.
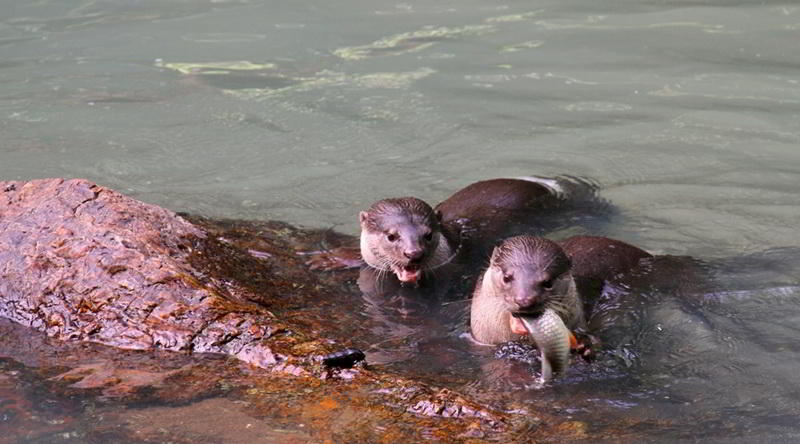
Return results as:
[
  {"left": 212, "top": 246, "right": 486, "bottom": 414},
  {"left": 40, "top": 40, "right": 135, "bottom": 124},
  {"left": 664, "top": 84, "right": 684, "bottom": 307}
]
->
[{"left": 2, "top": 0, "right": 800, "bottom": 441}]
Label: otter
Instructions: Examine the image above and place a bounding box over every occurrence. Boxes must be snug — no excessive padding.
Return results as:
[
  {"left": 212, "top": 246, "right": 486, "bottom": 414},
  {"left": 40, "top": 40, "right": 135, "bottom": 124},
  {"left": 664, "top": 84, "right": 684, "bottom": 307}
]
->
[
  {"left": 470, "top": 236, "right": 582, "bottom": 345},
  {"left": 471, "top": 235, "right": 652, "bottom": 343},
  {"left": 307, "top": 176, "right": 604, "bottom": 286},
  {"left": 358, "top": 197, "right": 455, "bottom": 284},
  {"left": 470, "top": 235, "right": 652, "bottom": 380}
]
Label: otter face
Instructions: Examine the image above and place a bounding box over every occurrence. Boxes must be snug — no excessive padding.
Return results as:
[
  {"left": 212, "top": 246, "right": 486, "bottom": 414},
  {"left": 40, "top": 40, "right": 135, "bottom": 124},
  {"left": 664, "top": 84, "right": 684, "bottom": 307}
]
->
[
  {"left": 359, "top": 197, "right": 442, "bottom": 283},
  {"left": 487, "top": 236, "right": 572, "bottom": 322}
]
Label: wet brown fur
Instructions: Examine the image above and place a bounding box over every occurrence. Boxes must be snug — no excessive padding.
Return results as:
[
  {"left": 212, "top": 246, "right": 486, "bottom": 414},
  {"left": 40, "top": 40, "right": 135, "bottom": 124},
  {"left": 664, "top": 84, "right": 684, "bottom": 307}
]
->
[
  {"left": 491, "top": 236, "right": 570, "bottom": 274},
  {"left": 362, "top": 197, "right": 440, "bottom": 233}
]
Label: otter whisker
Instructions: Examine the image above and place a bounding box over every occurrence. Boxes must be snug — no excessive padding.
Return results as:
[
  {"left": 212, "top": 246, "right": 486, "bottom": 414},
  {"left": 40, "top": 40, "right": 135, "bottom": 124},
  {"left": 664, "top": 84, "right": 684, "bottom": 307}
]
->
[{"left": 440, "top": 298, "right": 471, "bottom": 306}]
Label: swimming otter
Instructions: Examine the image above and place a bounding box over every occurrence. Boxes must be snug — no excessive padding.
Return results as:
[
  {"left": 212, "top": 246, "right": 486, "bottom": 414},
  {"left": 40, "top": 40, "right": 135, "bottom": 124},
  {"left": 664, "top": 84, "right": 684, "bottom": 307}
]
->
[
  {"left": 470, "top": 236, "right": 581, "bottom": 344},
  {"left": 470, "top": 235, "right": 652, "bottom": 379},
  {"left": 307, "top": 176, "right": 604, "bottom": 285},
  {"left": 358, "top": 197, "right": 455, "bottom": 284}
]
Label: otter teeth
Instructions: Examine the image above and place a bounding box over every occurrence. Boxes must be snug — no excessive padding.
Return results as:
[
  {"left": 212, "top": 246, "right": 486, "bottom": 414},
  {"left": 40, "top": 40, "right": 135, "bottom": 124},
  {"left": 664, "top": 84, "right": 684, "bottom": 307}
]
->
[{"left": 395, "top": 263, "right": 422, "bottom": 283}]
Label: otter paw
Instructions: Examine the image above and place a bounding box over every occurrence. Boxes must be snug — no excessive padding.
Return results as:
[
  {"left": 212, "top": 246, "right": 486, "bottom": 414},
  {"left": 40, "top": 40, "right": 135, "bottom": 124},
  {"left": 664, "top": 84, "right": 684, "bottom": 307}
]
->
[{"left": 572, "top": 330, "right": 601, "bottom": 362}]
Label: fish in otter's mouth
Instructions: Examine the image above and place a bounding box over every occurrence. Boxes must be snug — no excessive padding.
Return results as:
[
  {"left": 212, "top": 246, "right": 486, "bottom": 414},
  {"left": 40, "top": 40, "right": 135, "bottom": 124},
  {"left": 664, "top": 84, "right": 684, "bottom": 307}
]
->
[
  {"left": 509, "top": 307, "right": 545, "bottom": 335},
  {"left": 510, "top": 309, "right": 571, "bottom": 382}
]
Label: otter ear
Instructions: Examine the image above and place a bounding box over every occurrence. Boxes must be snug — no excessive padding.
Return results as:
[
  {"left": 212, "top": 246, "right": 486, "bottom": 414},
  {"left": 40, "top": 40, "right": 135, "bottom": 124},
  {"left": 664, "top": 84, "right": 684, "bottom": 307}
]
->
[
  {"left": 490, "top": 246, "right": 501, "bottom": 264},
  {"left": 359, "top": 211, "right": 371, "bottom": 227}
]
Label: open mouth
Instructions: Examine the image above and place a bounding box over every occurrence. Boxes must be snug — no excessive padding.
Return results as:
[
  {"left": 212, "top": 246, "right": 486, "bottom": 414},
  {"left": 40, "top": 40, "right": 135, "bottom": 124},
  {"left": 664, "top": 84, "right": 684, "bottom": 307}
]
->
[{"left": 394, "top": 263, "right": 422, "bottom": 283}]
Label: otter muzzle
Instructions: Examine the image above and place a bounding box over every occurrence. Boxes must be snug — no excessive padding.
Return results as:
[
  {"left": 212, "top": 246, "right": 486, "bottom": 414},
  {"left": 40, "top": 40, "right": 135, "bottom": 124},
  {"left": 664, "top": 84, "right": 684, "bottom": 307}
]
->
[
  {"left": 395, "top": 264, "right": 422, "bottom": 283},
  {"left": 517, "top": 308, "right": 571, "bottom": 382}
]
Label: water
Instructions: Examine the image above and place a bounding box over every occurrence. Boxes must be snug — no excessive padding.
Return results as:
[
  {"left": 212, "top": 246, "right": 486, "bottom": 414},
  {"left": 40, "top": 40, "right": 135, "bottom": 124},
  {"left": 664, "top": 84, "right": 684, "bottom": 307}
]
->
[{"left": 2, "top": 0, "right": 800, "bottom": 441}]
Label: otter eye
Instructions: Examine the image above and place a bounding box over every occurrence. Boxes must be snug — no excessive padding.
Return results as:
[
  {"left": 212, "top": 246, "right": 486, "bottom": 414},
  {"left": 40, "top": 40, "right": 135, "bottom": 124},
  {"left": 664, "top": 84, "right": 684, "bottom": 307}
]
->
[
  {"left": 423, "top": 231, "right": 433, "bottom": 242},
  {"left": 541, "top": 279, "right": 554, "bottom": 290},
  {"left": 386, "top": 233, "right": 399, "bottom": 242},
  {"left": 502, "top": 273, "right": 514, "bottom": 284}
]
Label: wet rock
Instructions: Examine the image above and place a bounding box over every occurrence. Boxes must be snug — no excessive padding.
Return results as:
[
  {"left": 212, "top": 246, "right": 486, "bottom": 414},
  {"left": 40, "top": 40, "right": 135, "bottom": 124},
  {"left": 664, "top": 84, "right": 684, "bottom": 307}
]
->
[
  {"left": 458, "top": 422, "right": 486, "bottom": 439},
  {"left": 0, "top": 178, "right": 282, "bottom": 368},
  {"left": 406, "top": 387, "right": 504, "bottom": 427}
]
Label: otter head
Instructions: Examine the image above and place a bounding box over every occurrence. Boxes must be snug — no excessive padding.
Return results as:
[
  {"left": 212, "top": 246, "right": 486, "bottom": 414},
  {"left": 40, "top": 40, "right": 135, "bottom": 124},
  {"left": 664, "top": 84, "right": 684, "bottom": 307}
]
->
[
  {"left": 359, "top": 197, "right": 444, "bottom": 284},
  {"left": 486, "top": 236, "right": 576, "bottom": 334}
]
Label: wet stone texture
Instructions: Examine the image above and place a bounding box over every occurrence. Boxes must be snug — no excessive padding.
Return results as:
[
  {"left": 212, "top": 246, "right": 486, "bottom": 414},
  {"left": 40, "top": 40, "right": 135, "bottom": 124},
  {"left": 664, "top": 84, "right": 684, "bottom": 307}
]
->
[
  {"left": 0, "top": 178, "right": 639, "bottom": 442},
  {"left": 0, "top": 178, "right": 281, "bottom": 368}
]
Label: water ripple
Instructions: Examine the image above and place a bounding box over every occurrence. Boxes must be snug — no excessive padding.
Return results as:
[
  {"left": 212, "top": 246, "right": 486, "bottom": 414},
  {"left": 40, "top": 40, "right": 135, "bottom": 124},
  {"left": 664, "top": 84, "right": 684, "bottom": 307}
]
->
[
  {"left": 333, "top": 25, "right": 495, "bottom": 60},
  {"left": 181, "top": 33, "right": 267, "bottom": 43}
]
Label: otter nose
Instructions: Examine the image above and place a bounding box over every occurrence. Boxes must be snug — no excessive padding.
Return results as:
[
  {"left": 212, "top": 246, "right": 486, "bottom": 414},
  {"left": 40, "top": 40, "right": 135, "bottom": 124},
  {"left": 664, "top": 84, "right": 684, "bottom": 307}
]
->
[
  {"left": 404, "top": 248, "right": 424, "bottom": 261},
  {"left": 514, "top": 291, "right": 538, "bottom": 309}
]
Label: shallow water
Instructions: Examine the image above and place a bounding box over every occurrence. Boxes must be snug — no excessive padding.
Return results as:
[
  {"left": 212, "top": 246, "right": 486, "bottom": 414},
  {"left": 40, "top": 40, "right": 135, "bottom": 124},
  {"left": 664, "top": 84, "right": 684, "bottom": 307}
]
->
[{"left": 2, "top": 0, "right": 800, "bottom": 441}]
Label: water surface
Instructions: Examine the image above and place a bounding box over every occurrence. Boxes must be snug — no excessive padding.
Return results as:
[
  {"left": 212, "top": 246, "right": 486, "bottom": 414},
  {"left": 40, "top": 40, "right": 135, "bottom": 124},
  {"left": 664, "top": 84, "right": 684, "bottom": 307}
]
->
[{"left": 2, "top": 0, "right": 800, "bottom": 441}]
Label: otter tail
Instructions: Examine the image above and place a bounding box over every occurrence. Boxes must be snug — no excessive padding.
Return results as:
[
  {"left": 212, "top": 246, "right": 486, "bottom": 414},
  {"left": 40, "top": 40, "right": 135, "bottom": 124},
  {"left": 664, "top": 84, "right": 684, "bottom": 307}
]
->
[
  {"left": 515, "top": 175, "right": 613, "bottom": 233},
  {"left": 515, "top": 175, "right": 600, "bottom": 203}
]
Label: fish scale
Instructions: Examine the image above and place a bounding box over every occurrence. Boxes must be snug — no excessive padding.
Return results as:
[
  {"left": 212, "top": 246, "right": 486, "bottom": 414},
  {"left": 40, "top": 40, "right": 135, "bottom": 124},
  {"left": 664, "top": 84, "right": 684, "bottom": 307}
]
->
[{"left": 519, "top": 308, "right": 571, "bottom": 382}]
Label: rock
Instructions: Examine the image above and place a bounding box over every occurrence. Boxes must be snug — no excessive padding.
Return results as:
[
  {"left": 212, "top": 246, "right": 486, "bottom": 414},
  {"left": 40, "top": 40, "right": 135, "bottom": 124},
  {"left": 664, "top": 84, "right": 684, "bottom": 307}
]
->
[{"left": 0, "top": 178, "right": 280, "bottom": 367}]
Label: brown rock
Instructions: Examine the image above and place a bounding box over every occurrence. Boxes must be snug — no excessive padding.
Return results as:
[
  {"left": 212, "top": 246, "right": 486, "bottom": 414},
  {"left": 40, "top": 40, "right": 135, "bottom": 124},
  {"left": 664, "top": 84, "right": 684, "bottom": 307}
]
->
[{"left": 0, "top": 178, "right": 278, "bottom": 367}]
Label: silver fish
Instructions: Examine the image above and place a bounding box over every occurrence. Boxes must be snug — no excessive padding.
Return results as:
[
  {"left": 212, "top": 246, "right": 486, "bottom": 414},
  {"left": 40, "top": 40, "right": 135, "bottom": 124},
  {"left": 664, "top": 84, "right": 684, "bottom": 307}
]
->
[{"left": 519, "top": 308, "right": 570, "bottom": 382}]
